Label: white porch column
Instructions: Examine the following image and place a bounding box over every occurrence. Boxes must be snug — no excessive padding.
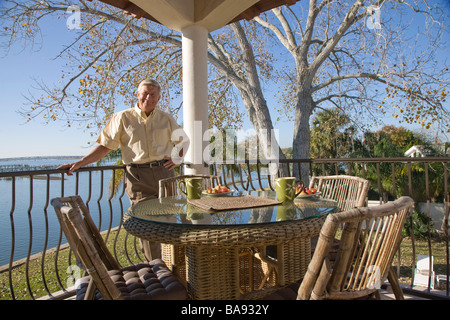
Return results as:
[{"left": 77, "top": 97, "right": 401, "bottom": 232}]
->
[{"left": 182, "top": 25, "right": 209, "bottom": 175}]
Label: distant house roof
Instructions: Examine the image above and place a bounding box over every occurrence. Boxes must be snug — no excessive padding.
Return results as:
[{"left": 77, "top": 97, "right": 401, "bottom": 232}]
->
[{"left": 404, "top": 145, "right": 433, "bottom": 157}]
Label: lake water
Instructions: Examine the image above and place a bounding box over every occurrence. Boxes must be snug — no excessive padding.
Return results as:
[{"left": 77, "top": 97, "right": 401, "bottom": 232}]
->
[
  {"left": 0, "top": 156, "right": 124, "bottom": 266},
  {"left": 0, "top": 157, "right": 269, "bottom": 266}
]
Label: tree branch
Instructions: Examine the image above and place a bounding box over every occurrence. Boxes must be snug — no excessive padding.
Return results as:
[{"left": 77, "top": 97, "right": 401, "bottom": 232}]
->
[
  {"left": 309, "top": 0, "right": 366, "bottom": 75},
  {"left": 253, "top": 14, "right": 294, "bottom": 52}
]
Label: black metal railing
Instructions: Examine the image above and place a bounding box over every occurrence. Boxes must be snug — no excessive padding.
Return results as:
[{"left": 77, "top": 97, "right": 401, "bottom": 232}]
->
[{"left": 0, "top": 157, "right": 448, "bottom": 300}]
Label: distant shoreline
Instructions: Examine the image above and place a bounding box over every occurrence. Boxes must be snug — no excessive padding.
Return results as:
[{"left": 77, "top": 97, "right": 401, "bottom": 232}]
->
[{"left": 0, "top": 156, "right": 83, "bottom": 161}]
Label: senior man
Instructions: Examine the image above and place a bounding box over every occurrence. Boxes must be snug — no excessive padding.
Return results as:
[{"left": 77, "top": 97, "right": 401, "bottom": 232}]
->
[{"left": 58, "top": 79, "right": 190, "bottom": 259}]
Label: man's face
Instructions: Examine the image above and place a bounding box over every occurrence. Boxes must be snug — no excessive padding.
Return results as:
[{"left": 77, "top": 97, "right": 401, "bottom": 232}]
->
[{"left": 137, "top": 85, "right": 160, "bottom": 115}]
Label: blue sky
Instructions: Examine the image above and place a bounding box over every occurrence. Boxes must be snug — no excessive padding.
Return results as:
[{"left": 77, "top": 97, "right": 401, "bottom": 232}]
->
[
  {"left": 0, "top": 11, "right": 294, "bottom": 159},
  {"left": 0, "top": 15, "right": 95, "bottom": 158},
  {"left": 0, "top": 3, "right": 447, "bottom": 159}
]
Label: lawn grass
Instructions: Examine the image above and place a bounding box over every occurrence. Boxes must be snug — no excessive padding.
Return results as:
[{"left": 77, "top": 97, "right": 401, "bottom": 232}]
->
[
  {"left": 395, "top": 236, "right": 449, "bottom": 284},
  {"left": 0, "top": 228, "right": 143, "bottom": 300}
]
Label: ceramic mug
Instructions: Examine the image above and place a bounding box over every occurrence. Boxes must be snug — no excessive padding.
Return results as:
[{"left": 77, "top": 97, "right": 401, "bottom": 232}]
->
[
  {"left": 275, "top": 177, "right": 303, "bottom": 202},
  {"left": 178, "top": 177, "right": 203, "bottom": 199}
]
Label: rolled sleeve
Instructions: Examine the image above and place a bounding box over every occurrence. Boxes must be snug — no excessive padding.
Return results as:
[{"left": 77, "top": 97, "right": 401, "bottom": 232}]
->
[{"left": 96, "top": 114, "right": 121, "bottom": 150}]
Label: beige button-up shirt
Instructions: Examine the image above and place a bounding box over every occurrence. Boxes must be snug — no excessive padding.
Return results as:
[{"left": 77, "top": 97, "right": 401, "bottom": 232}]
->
[{"left": 97, "top": 105, "right": 187, "bottom": 165}]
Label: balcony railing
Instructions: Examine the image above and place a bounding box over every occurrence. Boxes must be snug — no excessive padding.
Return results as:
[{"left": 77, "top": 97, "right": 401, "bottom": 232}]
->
[{"left": 0, "top": 157, "right": 448, "bottom": 300}]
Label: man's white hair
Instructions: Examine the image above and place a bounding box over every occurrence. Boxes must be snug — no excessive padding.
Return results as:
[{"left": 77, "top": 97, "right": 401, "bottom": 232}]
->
[{"left": 138, "top": 79, "right": 161, "bottom": 92}]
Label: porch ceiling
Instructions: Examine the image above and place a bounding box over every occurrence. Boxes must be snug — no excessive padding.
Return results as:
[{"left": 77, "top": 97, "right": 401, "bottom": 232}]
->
[{"left": 94, "top": 0, "right": 300, "bottom": 31}]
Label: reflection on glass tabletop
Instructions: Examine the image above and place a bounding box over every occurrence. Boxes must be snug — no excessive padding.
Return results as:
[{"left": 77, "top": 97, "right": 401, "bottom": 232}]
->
[{"left": 127, "top": 190, "right": 337, "bottom": 226}]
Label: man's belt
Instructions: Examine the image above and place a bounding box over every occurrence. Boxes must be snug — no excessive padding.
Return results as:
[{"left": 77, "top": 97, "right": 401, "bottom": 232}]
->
[{"left": 128, "top": 160, "right": 166, "bottom": 168}]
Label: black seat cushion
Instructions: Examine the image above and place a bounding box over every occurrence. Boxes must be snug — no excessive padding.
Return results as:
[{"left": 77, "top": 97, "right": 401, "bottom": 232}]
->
[{"left": 75, "top": 259, "right": 186, "bottom": 300}]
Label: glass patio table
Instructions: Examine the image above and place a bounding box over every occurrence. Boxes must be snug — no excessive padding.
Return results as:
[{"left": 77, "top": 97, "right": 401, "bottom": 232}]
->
[{"left": 123, "top": 190, "right": 337, "bottom": 300}]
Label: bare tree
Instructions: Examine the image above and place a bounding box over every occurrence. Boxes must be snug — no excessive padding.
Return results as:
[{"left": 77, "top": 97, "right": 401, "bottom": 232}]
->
[
  {"left": 249, "top": 0, "right": 449, "bottom": 176},
  {"left": 1, "top": 0, "right": 448, "bottom": 179},
  {"left": 0, "top": 0, "right": 245, "bottom": 131},
  {"left": 204, "top": 0, "right": 448, "bottom": 177}
]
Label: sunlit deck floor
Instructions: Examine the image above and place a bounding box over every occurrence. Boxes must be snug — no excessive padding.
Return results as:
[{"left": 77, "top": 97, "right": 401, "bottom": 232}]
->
[
  {"left": 379, "top": 282, "right": 449, "bottom": 300},
  {"left": 379, "top": 288, "right": 428, "bottom": 300}
]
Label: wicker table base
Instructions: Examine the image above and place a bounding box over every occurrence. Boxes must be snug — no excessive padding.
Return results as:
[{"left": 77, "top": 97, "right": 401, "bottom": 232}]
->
[
  {"left": 124, "top": 214, "right": 326, "bottom": 300},
  {"left": 186, "top": 246, "right": 240, "bottom": 299},
  {"left": 278, "top": 239, "right": 311, "bottom": 286}
]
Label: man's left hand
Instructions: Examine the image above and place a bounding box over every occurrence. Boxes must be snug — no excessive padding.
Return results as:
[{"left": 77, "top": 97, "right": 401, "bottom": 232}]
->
[{"left": 162, "top": 157, "right": 178, "bottom": 170}]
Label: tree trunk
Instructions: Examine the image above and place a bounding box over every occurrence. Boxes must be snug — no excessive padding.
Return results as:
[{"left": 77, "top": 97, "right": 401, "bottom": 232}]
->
[
  {"left": 230, "top": 23, "right": 288, "bottom": 178},
  {"left": 239, "top": 82, "right": 288, "bottom": 178},
  {"left": 292, "top": 87, "right": 313, "bottom": 183}
]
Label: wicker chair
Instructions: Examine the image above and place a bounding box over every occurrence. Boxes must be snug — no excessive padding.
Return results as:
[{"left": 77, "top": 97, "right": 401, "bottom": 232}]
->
[
  {"left": 309, "top": 175, "right": 370, "bottom": 257},
  {"left": 159, "top": 174, "right": 222, "bottom": 198},
  {"left": 158, "top": 174, "right": 222, "bottom": 283},
  {"left": 309, "top": 175, "right": 370, "bottom": 211},
  {"left": 262, "top": 196, "right": 414, "bottom": 300},
  {"left": 51, "top": 196, "right": 186, "bottom": 300}
]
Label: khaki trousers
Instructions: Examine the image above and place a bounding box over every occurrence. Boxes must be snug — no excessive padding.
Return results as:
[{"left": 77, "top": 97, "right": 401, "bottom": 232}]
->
[{"left": 125, "top": 165, "right": 175, "bottom": 261}]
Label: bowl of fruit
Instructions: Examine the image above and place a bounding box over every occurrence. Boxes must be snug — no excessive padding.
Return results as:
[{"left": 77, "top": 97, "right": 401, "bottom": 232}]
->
[
  {"left": 296, "top": 185, "right": 321, "bottom": 198},
  {"left": 203, "top": 185, "right": 234, "bottom": 196}
]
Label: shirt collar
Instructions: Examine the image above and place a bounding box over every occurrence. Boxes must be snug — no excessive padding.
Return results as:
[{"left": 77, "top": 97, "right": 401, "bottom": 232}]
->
[{"left": 134, "top": 104, "right": 157, "bottom": 119}]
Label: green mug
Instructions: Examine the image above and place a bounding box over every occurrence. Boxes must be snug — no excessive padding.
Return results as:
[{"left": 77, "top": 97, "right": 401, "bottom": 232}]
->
[
  {"left": 275, "top": 177, "right": 303, "bottom": 202},
  {"left": 178, "top": 177, "right": 203, "bottom": 199}
]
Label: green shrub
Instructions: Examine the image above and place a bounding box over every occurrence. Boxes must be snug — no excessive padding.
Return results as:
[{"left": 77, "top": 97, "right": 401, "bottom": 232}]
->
[{"left": 402, "top": 210, "right": 435, "bottom": 239}]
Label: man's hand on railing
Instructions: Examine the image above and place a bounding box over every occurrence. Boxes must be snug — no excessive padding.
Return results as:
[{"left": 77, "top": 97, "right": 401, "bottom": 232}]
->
[
  {"left": 57, "top": 162, "right": 82, "bottom": 176},
  {"left": 57, "top": 145, "right": 112, "bottom": 176}
]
